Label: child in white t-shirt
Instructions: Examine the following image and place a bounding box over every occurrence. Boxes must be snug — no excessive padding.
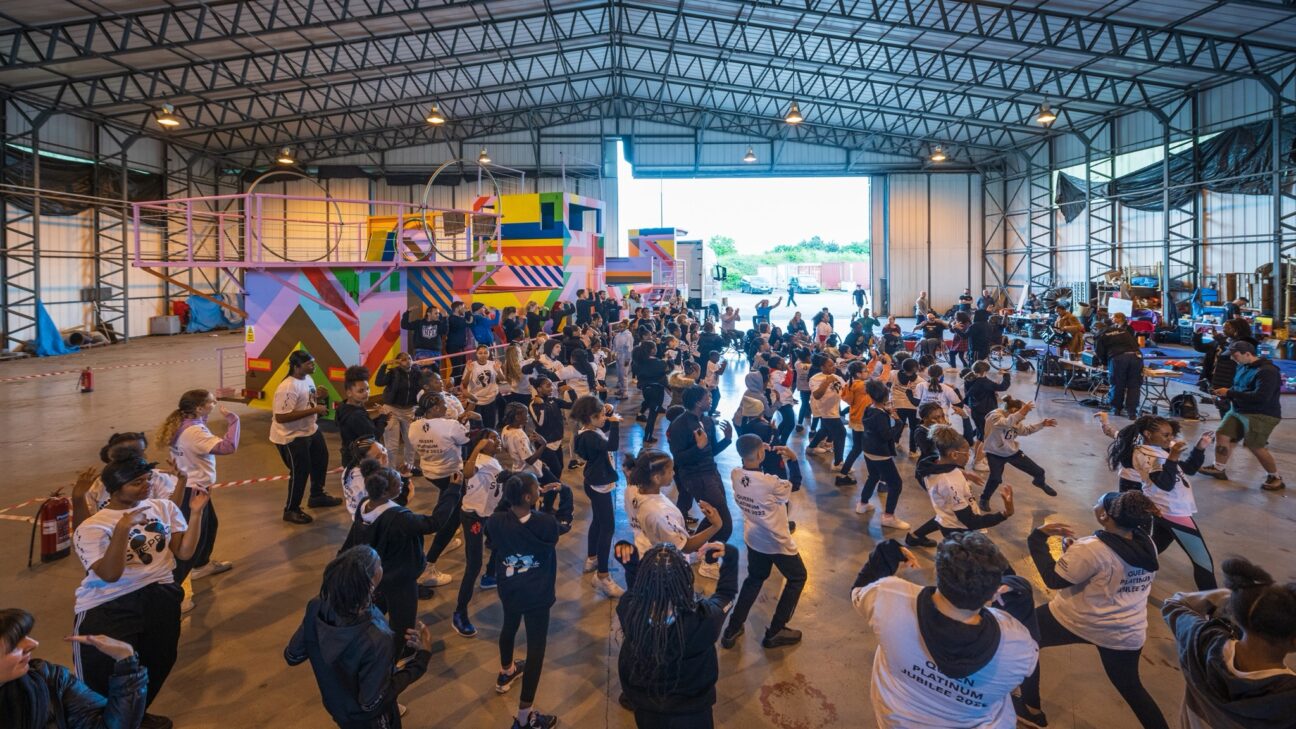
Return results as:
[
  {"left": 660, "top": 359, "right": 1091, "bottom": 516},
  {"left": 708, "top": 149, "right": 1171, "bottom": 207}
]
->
[
  {"left": 463, "top": 344, "right": 503, "bottom": 430},
  {"left": 614, "top": 450, "right": 720, "bottom": 591},
  {"left": 449, "top": 429, "right": 507, "bottom": 638},
  {"left": 905, "top": 425, "right": 1013, "bottom": 549},
  {"left": 851, "top": 533, "right": 1038, "bottom": 729},
  {"left": 721, "top": 434, "right": 806, "bottom": 650}
]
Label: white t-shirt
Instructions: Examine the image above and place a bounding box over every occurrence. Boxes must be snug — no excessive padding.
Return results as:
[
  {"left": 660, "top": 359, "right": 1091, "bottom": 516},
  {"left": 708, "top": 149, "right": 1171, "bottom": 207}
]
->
[
  {"left": 1048, "top": 536, "right": 1156, "bottom": 651},
  {"left": 730, "top": 467, "right": 797, "bottom": 556},
  {"left": 914, "top": 380, "right": 961, "bottom": 421},
  {"left": 815, "top": 320, "right": 833, "bottom": 339},
  {"left": 1132, "top": 445, "right": 1198, "bottom": 517},
  {"left": 269, "top": 376, "right": 318, "bottom": 444},
  {"left": 702, "top": 360, "right": 722, "bottom": 388},
  {"left": 851, "top": 577, "right": 1038, "bottom": 729},
  {"left": 342, "top": 466, "right": 364, "bottom": 514},
  {"left": 625, "top": 485, "right": 689, "bottom": 556},
  {"left": 463, "top": 360, "right": 501, "bottom": 405},
  {"left": 808, "top": 372, "right": 845, "bottom": 418},
  {"left": 171, "top": 423, "right": 223, "bottom": 489},
  {"left": 770, "top": 370, "right": 794, "bottom": 407},
  {"left": 925, "top": 468, "right": 977, "bottom": 529},
  {"left": 461, "top": 454, "right": 504, "bottom": 516},
  {"left": 557, "top": 365, "right": 592, "bottom": 398},
  {"left": 499, "top": 427, "right": 541, "bottom": 476},
  {"left": 73, "top": 499, "right": 188, "bottom": 613},
  {"left": 409, "top": 417, "right": 469, "bottom": 478},
  {"left": 84, "top": 471, "right": 176, "bottom": 515}
]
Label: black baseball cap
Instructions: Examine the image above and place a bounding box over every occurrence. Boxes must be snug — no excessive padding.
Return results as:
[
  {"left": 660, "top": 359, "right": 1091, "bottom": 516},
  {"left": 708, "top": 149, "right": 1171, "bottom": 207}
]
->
[
  {"left": 1225, "top": 340, "right": 1256, "bottom": 356},
  {"left": 288, "top": 350, "right": 315, "bottom": 368},
  {"left": 101, "top": 456, "right": 158, "bottom": 492}
]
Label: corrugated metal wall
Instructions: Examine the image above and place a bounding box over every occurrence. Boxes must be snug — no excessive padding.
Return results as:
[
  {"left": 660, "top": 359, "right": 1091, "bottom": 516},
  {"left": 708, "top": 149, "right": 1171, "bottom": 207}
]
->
[{"left": 876, "top": 173, "right": 983, "bottom": 317}]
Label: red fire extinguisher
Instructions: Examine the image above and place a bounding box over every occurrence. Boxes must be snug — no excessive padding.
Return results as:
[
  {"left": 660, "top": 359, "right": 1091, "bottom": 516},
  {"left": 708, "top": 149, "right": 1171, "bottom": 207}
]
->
[
  {"left": 78, "top": 367, "right": 94, "bottom": 393},
  {"left": 28, "top": 489, "right": 73, "bottom": 567}
]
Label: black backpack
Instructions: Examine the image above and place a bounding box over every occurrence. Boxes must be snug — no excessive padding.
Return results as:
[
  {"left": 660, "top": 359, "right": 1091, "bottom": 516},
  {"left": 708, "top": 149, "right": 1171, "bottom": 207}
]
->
[{"left": 1170, "top": 393, "right": 1200, "bottom": 419}]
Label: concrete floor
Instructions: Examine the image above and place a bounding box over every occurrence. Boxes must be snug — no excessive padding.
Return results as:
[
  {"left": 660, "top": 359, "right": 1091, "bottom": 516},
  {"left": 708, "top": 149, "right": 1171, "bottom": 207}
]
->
[{"left": 2, "top": 330, "right": 1294, "bottom": 729}]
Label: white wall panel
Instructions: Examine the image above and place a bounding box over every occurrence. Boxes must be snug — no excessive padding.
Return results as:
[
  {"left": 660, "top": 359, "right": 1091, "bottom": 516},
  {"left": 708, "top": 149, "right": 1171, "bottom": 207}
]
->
[
  {"left": 1199, "top": 79, "right": 1274, "bottom": 132},
  {"left": 879, "top": 173, "right": 981, "bottom": 316}
]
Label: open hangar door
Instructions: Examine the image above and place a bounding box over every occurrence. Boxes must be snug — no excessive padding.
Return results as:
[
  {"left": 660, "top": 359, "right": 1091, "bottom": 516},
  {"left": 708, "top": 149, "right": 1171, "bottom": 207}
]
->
[{"left": 871, "top": 173, "right": 983, "bottom": 318}]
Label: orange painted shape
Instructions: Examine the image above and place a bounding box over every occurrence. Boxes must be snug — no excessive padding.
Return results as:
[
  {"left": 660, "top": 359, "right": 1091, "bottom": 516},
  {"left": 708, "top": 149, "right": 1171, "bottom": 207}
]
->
[{"left": 247, "top": 357, "right": 272, "bottom": 372}]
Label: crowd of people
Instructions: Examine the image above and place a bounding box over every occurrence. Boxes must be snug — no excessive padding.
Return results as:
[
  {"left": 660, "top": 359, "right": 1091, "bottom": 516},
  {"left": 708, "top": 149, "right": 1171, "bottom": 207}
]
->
[{"left": 3, "top": 285, "right": 1293, "bottom": 729}]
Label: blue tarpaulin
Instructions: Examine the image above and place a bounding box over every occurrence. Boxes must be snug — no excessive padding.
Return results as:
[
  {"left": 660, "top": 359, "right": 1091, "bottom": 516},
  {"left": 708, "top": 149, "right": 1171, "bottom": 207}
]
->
[
  {"left": 34, "top": 298, "right": 77, "bottom": 356},
  {"left": 186, "top": 295, "right": 241, "bottom": 332}
]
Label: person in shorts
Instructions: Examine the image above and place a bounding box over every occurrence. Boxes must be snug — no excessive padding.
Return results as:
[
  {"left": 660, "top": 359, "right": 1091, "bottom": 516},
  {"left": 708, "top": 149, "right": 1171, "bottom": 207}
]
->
[{"left": 1200, "top": 340, "right": 1285, "bottom": 491}]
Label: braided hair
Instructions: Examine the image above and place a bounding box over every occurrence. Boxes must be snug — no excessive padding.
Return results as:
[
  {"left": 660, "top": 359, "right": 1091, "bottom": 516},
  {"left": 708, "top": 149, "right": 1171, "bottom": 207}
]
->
[{"left": 619, "top": 543, "right": 699, "bottom": 698}]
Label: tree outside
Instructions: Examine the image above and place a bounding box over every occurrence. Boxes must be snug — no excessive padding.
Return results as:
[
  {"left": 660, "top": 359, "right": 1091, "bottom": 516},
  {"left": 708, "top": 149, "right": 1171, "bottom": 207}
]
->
[{"left": 707, "top": 234, "right": 870, "bottom": 290}]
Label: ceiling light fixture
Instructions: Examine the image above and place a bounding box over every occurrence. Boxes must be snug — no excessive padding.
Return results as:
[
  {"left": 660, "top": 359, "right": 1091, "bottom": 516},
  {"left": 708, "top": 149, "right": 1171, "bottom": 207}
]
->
[
  {"left": 155, "top": 103, "right": 181, "bottom": 128},
  {"left": 743, "top": 147, "right": 757, "bottom": 163},
  {"left": 1036, "top": 102, "right": 1058, "bottom": 126},
  {"left": 276, "top": 146, "right": 296, "bottom": 165},
  {"left": 478, "top": 147, "right": 491, "bottom": 165},
  {"left": 426, "top": 104, "right": 446, "bottom": 125},
  {"left": 930, "top": 146, "right": 947, "bottom": 163},
  {"left": 784, "top": 101, "right": 803, "bottom": 125}
]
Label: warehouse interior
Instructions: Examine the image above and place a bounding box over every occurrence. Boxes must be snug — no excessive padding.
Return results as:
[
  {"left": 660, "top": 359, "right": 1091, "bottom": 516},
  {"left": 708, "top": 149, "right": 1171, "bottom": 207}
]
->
[{"left": 2, "top": 1, "right": 1295, "bottom": 728}]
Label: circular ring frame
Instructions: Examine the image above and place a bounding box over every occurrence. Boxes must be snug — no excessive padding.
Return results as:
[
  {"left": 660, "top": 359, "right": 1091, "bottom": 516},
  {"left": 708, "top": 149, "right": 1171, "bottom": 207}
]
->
[
  {"left": 417, "top": 159, "right": 503, "bottom": 263},
  {"left": 246, "top": 168, "right": 345, "bottom": 262}
]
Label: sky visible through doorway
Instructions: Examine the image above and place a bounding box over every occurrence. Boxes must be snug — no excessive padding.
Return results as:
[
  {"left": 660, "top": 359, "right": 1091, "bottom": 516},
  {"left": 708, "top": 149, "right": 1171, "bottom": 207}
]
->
[{"left": 615, "top": 141, "right": 870, "bottom": 255}]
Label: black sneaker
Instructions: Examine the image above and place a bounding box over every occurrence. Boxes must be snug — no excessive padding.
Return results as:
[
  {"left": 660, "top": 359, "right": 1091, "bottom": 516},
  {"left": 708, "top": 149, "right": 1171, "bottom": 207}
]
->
[
  {"left": 308, "top": 493, "right": 343, "bottom": 508},
  {"left": 557, "top": 520, "right": 573, "bottom": 535},
  {"left": 1196, "top": 465, "right": 1228, "bottom": 480},
  {"left": 282, "top": 509, "right": 313, "bottom": 525},
  {"left": 787, "top": 520, "right": 797, "bottom": 534},
  {"left": 1037, "top": 483, "right": 1058, "bottom": 497},
  {"left": 1012, "top": 695, "right": 1048, "bottom": 728},
  {"left": 977, "top": 497, "right": 991, "bottom": 513},
  {"left": 511, "top": 710, "right": 558, "bottom": 729},
  {"left": 139, "top": 715, "right": 174, "bottom": 729},
  {"left": 720, "top": 624, "right": 744, "bottom": 649},
  {"left": 684, "top": 515, "right": 699, "bottom": 529},
  {"left": 635, "top": 414, "right": 648, "bottom": 423},
  {"left": 410, "top": 466, "right": 424, "bottom": 477},
  {"left": 566, "top": 459, "right": 580, "bottom": 471},
  {"left": 495, "top": 659, "right": 527, "bottom": 693},
  {"left": 452, "top": 611, "right": 477, "bottom": 638},
  {"left": 761, "top": 627, "right": 802, "bottom": 648},
  {"left": 905, "top": 532, "right": 936, "bottom": 548},
  {"left": 1262, "top": 476, "right": 1287, "bottom": 491},
  {"left": 834, "top": 475, "right": 856, "bottom": 486},
  {"left": 417, "top": 584, "right": 435, "bottom": 600}
]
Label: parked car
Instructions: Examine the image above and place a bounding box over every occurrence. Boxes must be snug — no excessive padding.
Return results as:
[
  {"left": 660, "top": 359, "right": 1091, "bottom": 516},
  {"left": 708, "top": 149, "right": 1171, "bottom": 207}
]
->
[
  {"left": 789, "top": 276, "right": 821, "bottom": 294},
  {"left": 739, "top": 275, "right": 774, "bottom": 294}
]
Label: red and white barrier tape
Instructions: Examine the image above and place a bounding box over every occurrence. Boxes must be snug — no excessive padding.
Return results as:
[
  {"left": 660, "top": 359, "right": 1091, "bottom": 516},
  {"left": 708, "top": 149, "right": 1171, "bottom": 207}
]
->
[
  {"left": 0, "top": 356, "right": 218, "bottom": 385},
  {"left": 0, "top": 467, "right": 345, "bottom": 524}
]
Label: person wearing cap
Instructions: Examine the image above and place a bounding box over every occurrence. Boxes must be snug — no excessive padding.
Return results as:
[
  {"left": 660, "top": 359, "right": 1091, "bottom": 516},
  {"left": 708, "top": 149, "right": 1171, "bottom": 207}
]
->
[
  {"left": 71, "top": 456, "right": 209, "bottom": 729},
  {"left": 270, "top": 350, "right": 342, "bottom": 525},
  {"left": 1200, "top": 340, "right": 1286, "bottom": 491}
]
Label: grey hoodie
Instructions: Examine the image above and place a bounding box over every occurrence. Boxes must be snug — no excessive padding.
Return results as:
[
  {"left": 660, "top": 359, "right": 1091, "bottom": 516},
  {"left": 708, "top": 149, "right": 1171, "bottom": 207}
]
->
[
  {"left": 982, "top": 407, "right": 1046, "bottom": 457},
  {"left": 1162, "top": 593, "right": 1296, "bottom": 729}
]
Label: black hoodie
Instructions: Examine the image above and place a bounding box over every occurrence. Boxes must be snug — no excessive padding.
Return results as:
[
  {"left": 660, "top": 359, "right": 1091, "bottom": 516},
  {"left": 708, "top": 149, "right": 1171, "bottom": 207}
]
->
[
  {"left": 852, "top": 541, "right": 1036, "bottom": 680},
  {"left": 1163, "top": 593, "right": 1296, "bottom": 729},
  {"left": 285, "top": 600, "right": 430, "bottom": 729}
]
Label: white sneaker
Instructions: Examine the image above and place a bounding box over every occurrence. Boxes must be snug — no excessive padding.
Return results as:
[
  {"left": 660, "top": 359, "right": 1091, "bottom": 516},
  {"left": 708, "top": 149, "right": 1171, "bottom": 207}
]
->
[
  {"left": 419, "top": 564, "right": 453, "bottom": 587},
  {"left": 697, "top": 560, "right": 721, "bottom": 580},
  {"left": 583, "top": 556, "right": 599, "bottom": 573},
  {"left": 444, "top": 537, "right": 463, "bottom": 553},
  {"left": 880, "top": 514, "right": 910, "bottom": 530},
  {"left": 974, "top": 459, "right": 989, "bottom": 472},
  {"left": 855, "top": 501, "right": 875, "bottom": 515},
  {"left": 181, "top": 596, "right": 195, "bottom": 614},
  {"left": 593, "top": 574, "right": 625, "bottom": 598},
  {"left": 815, "top": 443, "right": 832, "bottom": 453},
  {"left": 190, "top": 560, "right": 233, "bottom": 579}
]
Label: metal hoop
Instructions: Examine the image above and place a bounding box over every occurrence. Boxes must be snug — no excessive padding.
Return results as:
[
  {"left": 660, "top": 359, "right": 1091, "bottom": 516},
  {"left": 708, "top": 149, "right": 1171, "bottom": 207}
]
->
[
  {"left": 245, "top": 168, "right": 345, "bottom": 262},
  {"left": 417, "top": 160, "right": 503, "bottom": 263}
]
